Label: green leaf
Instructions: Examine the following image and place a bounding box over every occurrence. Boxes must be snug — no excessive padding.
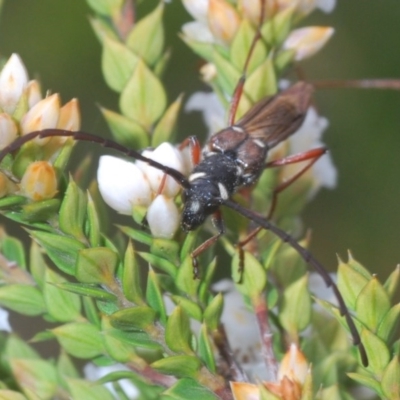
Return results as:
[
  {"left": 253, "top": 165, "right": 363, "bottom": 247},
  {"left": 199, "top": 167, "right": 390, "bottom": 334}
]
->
[
  {"left": 0, "top": 284, "right": 46, "bottom": 316},
  {"left": 181, "top": 35, "right": 214, "bottom": 61},
  {"left": 120, "top": 59, "right": 167, "bottom": 130},
  {"left": 261, "top": 7, "right": 294, "bottom": 46},
  {"left": 76, "top": 247, "right": 118, "bottom": 284},
  {"left": 56, "top": 282, "right": 116, "bottom": 301},
  {"left": 106, "top": 328, "right": 162, "bottom": 351},
  {"left": 355, "top": 276, "right": 391, "bottom": 331},
  {"left": 5, "top": 335, "right": 40, "bottom": 361},
  {"left": 66, "top": 378, "right": 114, "bottom": 400},
  {"left": 198, "top": 324, "right": 216, "bottom": 373},
  {"left": 166, "top": 305, "right": 193, "bottom": 354},
  {"left": 233, "top": 251, "right": 267, "bottom": 299},
  {"left": 162, "top": 378, "right": 218, "bottom": 400},
  {"left": 118, "top": 225, "right": 153, "bottom": 246},
  {"left": 29, "top": 241, "right": 47, "bottom": 288},
  {"left": 44, "top": 269, "right": 81, "bottom": 322},
  {"left": 126, "top": 3, "right": 164, "bottom": 66},
  {"left": 146, "top": 269, "right": 167, "bottom": 324},
  {"left": 175, "top": 256, "right": 200, "bottom": 298},
  {"left": 230, "top": 19, "right": 266, "bottom": 74},
  {"left": 86, "top": 192, "right": 101, "bottom": 248},
  {"left": 381, "top": 356, "right": 400, "bottom": 400},
  {"left": 21, "top": 198, "right": 60, "bottom": 222},
  {"left": 110, "top": 306, "right": 157, "bottom": 330},
  {"left": 361, "top": 329, "right": 390, "bottom": 374},
  {"left": 347, "top": 373, "right": 383, "bottom": 395},
  {"left": 0, "top": 390, "right": 29, "bottom": 399},
  {"left": 57, "top": 351, "right": 80, "bottom": 379},
  {"left": 102, "top": 36, "right": 139, "bottom": 92},
  {"left": 384, "top": 265, "right": 400, "bottom": 300},
  {"left": 151, "top": 355, "right": 201, "bottom": 378},
  {"left": 29, "top": 230, "right": 86, "bottom": 275},
  {"left": 203, "top": 293, "right": 223, "bottom": 331},
  {"left": 1, "top": 235, "right": 26, "bottom": 269},
  {"left": 0, "top": 195, "right": 27, "bottom": 208},
  {"left": 377, "top": 303, "right": 400, "bottom": 342},
  {"left": 86, "top": 0, "right": 124, "bottom": 16},
  {"left": 59, "top": 178, "right": 87, "bottom": 242},
  {"left": 10, "top": 359, "right": 58, "bottom": 400},
  {"left": 152, "top": 95, "right": 183, "bottom": 147},
  {"left": 280, "top": 275, "right": 311, "bottom": 336},
  {"left": 53, "top": 322, "right": 104, "bottom": 359},
  {"left": 101, "top": 107, "right": 149, "bottom": 149},
  {"left": 150, "top": 238, "right": 180, "bottom": 265},
  {"left": 138, "top": 252, "right": 177, "bottom": 277},
  {"left": 212, "top": 50, "right": 241, "bottom": 96},
  {"left": 171, "top": 295, "right": 202, "bottom": 321},
  {"left": 89, "top": 16, "right": 119, "bottom": 44},
  {"left": 198, "top": 258, "right": 217, "bottom": 305},
  {"left": 122, "top": 241, "right": 144, "bottom": 304}
]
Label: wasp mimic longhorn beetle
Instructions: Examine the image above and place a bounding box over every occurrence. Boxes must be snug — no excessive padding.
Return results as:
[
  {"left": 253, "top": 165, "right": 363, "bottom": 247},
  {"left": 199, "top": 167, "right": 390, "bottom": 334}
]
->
[{"left": 0, "top": 3, "right": 369, "bottom": 369}]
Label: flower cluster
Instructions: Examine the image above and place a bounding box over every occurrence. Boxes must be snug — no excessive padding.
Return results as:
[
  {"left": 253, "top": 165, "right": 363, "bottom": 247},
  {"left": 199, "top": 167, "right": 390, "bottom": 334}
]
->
[
  {"left": 97, "top": 143, "right": 190, "bottom": 239},
  {"left": 0, "top": 54, "right": 80, "bottom": 201}
]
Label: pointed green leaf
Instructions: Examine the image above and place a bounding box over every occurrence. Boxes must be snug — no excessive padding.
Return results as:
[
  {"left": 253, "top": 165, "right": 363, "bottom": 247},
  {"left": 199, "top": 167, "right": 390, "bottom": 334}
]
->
[
  {"left": 356, "top": 276, "right": 391, "bottom": 331},
  {"left": 0, "top": 390, "right": 29, "bottom": 400},
  {"left": 151, "top": 355, "right": 201, "bottom": 378},
  {"left": 29, "top": 230, "right": 86, "bottom": 275},
  {"left": 21, "top": 198, "right": 60, "bottom": 222},
  {"left": 120, "top": 59, "right": 167, "bottom": 130},
  {"left": 110, "top": 306, "right": 157, "bottom": 330},
  {"left": 56, "top": 282, "right": 116, "bottom": 301},
  {"left": 29, "top": 241, "right": 47, "bottom": 288},
  {"left": 53, "top": 322, "right": 104, "bottom": 359},
  {"left": 83, "top": 296, "right": 101, "bottom": 326},
  {"left": 126, "top": 3, "right": 164, "bottom": 66},
  {"left": 89, "top": 16, "right": 119, "bottom": 44},
  {"left": 138, "top": 251, "right": 177, "bottom": 277},
  {"left": 171, "top": 295, "right": 202, "bottom": 321},
  {"left": 122, "top": 241, "right": 144, "bottom": 304},
  {"left": 198, "top": 258, "right": 217, "bottom": 305},
  {"left": 59, "top": 179, "right": 87, "bottom": 242},
  {"left": 152, "top": 95, "right": 183, "bottom": 147},
  {"left": 5, "top": 335, "right": 40, "bottom": 361},
  {"left": 44, "top": 269, "right": 81, "bottom": 322},
  {"left": 154, "top": 48, "right": 171, "bottom": 77},
  {"left": 181, "top": 35, "right": 214, "bottom": 61},
  {"left": 150, "top": 238, "right": 180, "bottom": 265},
  {"left": 146, "top": 269, "right": 167, "bottom": 324},
  {"left": 162, "top": 378, "right": 218, "bottom": 400},
  {"left": 101, "top": 107, "right": 149, "bottom": 150},
  {"left": 57, "top": 351, "right": 80, "bottom": 379},
  {"left": 102, "top": 36, "right": 139, "bottom": 92},
  {"left": 384, "top": 265, "right": 400, "bottom": 300},
  {"left": 0, "top": 284, "right": 46, "bottom": 316},
  {"left": 361, "top": 329, "right": 390, "bottom": 374},
  {"left": 1, "top": 235, "right": 26, "bottom": 269},
  {"left": 175, "top": 256, "right": 200, "bottom": 298},
  {"left": 377, "top": 303, "right": 400, "bottom": 342},
  {"left": 66, "top": 378, "right": 114, "bottom": 400},
  {"left": 86, "top": 192, "right": 101, "bottom": 248},
  {"left": 76, "top": 247, "right": 118, "bottom": 284},
  {"left": 198, "top": 324, "right": 216, "bottom": 373},
  {"left": 212, "top": 50, "right": 241, "bottom": 96},
  {"left": 347, "top": 373, "right": 383, "bottom": 395},
  {"left": 0, "top": 195, "right": 27, "bottom": 208},
  {"left": 10, "top": 359, "right": 58, "bottom": 399},
  {"left": 261, "top": 7, "right": 294, "bottom": 46},
  {"left": 381, "top": 356, "right": 400, "bottom": 400},
  {"left": 280, "top": 275, "right": 311, "bottom": 335},
  {"left": 166, "top": 305, "right": 193, "bottom": 354},
  {"left": 86, "top": 0, "right": 124, "bottom": 16},
  {"left": 203, "top": 293, "right": 223, "bottom": 331}
]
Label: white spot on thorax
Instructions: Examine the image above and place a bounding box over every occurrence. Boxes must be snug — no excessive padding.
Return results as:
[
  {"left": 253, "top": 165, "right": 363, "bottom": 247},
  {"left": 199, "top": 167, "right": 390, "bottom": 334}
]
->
[
  {"left": 253, "top": 139, "right": 266, "bottom": 148},
  {"left": 218, "top": 182, "right": 229, "bottom": 200},
  {"left": 232, "top": 125, "right": 245, "bottom": 133},
  {"left": 189, "top": 172, "right": 206, "bottom": 182},
  {"left": 189, "top": 200, "right": 201, "bottom": 213}
]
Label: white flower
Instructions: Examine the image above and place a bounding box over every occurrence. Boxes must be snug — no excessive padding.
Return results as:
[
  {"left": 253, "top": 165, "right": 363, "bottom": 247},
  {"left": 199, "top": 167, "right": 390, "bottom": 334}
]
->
[
  {"left": 181, "top": 21, "right": 214, "bottom": 43},
  {"left": 185, "top": 91, "right": 225, "bottom": 136},
  {"left": 182, "top": 0, "right": 209, "bottom": 22},
  {"left": 138, "top": 143, "right": 186, "bottom": 198},
  {"left": 282, "top": 27, "right": 335, "bottom": 61},
  {"left": 84, "top": 363, "right": 139, "bottom": 399},
  {"left": 0, "top": 113, "right": 18, "bottom": 150},
  {"left": 288, "top": 106, "right": 337, "bottom": 197},
  {"left": 97, "top": 156, "right": 152, "bottom": 215},
  {"left": 0, "top": 54, "right": 29, "bottom": 114},
  {"left": 146, "top": 194, "right": 180, "bottom": 239}
]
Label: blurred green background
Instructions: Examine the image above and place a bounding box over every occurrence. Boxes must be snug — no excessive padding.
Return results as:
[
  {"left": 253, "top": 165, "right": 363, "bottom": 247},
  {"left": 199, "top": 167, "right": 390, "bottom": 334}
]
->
[{"left": 0, "top": 0, "right": 399, "bottom": 286}]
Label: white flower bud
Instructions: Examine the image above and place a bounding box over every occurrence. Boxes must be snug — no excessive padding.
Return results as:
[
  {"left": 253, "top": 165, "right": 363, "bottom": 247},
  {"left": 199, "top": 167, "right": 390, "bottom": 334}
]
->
[
  {"left": 147, "top": 195, "right": 180, "bottom": 239},
  {"left": 97, "top": 155, "right": 152, "bottom": 215},
  {"left": 139, "top": 143, "right": 185, "bottom": 198},
  {"left": 57, "top": 98, "right": 81, "bottom": 131},
  {"left": 208, "top": 0, "right": 240, "bottom": 45},
  {"left": 20, "top": 93, "right": 61, "bottom": 145},
  {"left": 182, "top": 0, "right": 209, "bottom": 23},
  {"left": 0, "top": 113, "right": 18, "bottom": 150},
  {"left": 182, "top": 21, "right": 214, "bottom": 43},
  {"left": 282, "top": 26, "right": 334, "bottom": 61},
  {"left": 26, "top": 80, "right": 42, "bottom": 109},
  {"left": 0, "top": 54, "right": 29, "bottom": 114}
]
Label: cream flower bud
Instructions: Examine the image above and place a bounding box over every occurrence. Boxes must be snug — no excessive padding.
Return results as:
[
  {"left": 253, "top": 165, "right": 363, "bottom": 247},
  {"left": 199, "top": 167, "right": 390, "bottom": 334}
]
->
[
  {"left": 0, "top": 113, "right": 18, "bottom": 150},
  {"left": 147, "top": 195, "right": 180, "bottom": 239},
  {"left": 282, "top": 27, "right": 334, "bottom": 61},
  {"left": 57, "top": 98, "right": 81, "bottom": 131},
  {"left": 208, "top": 0, "right": 240, "bottom": 45},
  {"left": 278, "top": 344, "right": 308, "bottom": 385},
  {"left": 26, "top": 80, "right": 42, "bottom": 109},
  {"left": 20, "top": 161, "right": 58, "bottom": 201},
  {"left": 138, "top": 143, "right": 185, "bottom": 198},
  {"left": 97, "top": 155, "right": 152, "bottom": 215},
  {"left": 20, "top": 93, "right": 61, "bottom": 145},
  {"left": 0, "top": 54, "right": 29, "bottom": 114},
  {"left": 182, "top": 0, "right": 209, "bottom": 22},
  {"left": 182, "top": 21, "right": 214, "bottom": 43}
]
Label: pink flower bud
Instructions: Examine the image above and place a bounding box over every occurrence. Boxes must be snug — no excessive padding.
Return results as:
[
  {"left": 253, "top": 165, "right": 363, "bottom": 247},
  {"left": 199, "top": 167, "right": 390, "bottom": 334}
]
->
[
  {"left": 208, "top": 0, "right": 240, "bottom": 45},
  {"left": 20, "top": 161, "right": 58, "bottom": 201},
  {"left": 0, "top": 113, "right": 18, "bottom": 150},
  {"left": 282, "top": 27, "right": 334, "bottom": 61},
  {"left": 147, "top": 195, "right": 180, "bottom": 239},
  {"left": 0, "top": 54, "right": 29, "bottom": 114},
  {"left": 20, "top": 93, "right": 61, "bottom": 145},
  {"left": 97, "top": 155, "right": 152, "bottom": 215}
]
